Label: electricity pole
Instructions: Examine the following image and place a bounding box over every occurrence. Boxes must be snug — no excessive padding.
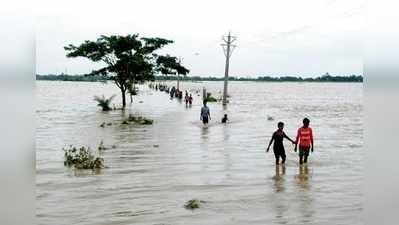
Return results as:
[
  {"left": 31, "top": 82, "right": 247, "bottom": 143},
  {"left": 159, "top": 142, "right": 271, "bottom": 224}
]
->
[
  {"left": 177, "top": 57, "right": 183, "bottom": 90},
  {"left": 221, "top": 31, "right": 236, "bottom": 105}
]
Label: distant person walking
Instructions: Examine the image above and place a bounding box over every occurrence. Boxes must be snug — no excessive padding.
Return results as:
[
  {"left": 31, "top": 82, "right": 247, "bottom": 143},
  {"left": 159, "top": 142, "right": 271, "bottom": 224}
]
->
[
  {"left": 266, "top": 122, "right": 295, "bottom": 165},
  {"left": 188, "top": 94, "right": 193, "bottom": 107},
  {"left": 294, "top": 118, "right": 314, "bottom": 165},
  {"left": 185, "top": 91, "right": 189, "bottom": 106},
  {"left": 200, "top": 100, "right": 211, "bottom": 126},
  {"left": 221, "top": 114, "right": 228, "bottom": 123}
]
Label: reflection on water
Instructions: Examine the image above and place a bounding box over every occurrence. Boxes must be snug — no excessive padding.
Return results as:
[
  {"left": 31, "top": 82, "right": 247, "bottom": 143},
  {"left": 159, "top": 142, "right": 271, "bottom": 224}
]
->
[
  {"left": 36, "top": 81, "right": 363, "bottom": 225},
  {"left": 295, "top": 165, "right": 311, "bottom": 190},
  {"left": 295, "top": 165, "right": 315, "bottom": 224},
  {"left": 272, "top": 165, "right": 286, "bottom": 193}
]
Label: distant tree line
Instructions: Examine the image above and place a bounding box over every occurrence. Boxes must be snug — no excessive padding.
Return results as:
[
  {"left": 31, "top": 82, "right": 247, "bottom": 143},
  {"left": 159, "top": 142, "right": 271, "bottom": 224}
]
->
[
  {"left": 37, "top": 73, "right": 363, "bottom": 82},
  {"left": 36, "top": 74, "right": 110, "bottom": 82}
]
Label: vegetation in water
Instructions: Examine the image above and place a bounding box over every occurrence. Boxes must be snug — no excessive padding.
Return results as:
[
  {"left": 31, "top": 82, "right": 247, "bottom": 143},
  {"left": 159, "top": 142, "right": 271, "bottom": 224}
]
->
[
  {"left": 205, "top": 96, "right": 218, "bottom": 102},
  {"left": 204, "top": 93, "right": 218, "bottom": 102},
  {"left": 63, "top": 145, "right": 104, "bottom": 169},
  {"left": 94, "top": 95, "right": 116, "bottom": 111},
  {"left": 184, "top": 199, "right": 205, "bottom": 210},
  {"left": 121, "top": 115, "right": 154, "bottom": 125},
  {"left": 98, "top": 140, "right": 107, "bottom": 150}
]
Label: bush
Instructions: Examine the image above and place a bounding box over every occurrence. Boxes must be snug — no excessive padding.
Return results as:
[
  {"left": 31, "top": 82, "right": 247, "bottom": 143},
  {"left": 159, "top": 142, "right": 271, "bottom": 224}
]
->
[
  {"left": 63, "top": 145, "right": 104, "bottom": 169},
  {"left": 122, "top": 115, "right": 154, "bottom": 125},
  {"left": 94, "top": 94, "right": 116, "bottom": 111},
  {"left": 184, "top": 199, "right": 205, "bottom": 210},
  {"left": 205, "top": 96, "right": 217, "bottom": 102}
]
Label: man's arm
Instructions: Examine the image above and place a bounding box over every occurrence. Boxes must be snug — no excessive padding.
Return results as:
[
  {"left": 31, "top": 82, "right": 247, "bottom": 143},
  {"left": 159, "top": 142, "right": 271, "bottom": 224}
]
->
[
  {"left": 266, "top": 133, "right": 274, "bottom": 152},
  {"left": 283, "top": 132, "right": 295, "bottom": 144}
]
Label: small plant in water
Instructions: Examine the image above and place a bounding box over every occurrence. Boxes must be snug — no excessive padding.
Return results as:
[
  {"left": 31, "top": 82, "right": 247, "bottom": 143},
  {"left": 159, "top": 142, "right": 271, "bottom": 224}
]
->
[
  {"left": 63, "top": 145, "right": 104, "bottom": 169},
  {"left": 121, "top": 115, "right": 154, "bottom": 125},
  {"left": 184, "top": 199, "right": 205, "bottom": 210},
  {"left": 98, "top": 140, "right": 107, "bottom": 150},
  {"left": 94, "top": 94, "right": 116, "bottom": 111}
]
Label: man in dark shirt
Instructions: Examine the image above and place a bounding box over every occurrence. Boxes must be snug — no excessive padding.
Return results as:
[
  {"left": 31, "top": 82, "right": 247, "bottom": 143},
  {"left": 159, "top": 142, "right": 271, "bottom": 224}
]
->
[{"left": 266, "top": 122, "right": 295, "bottom": 165}]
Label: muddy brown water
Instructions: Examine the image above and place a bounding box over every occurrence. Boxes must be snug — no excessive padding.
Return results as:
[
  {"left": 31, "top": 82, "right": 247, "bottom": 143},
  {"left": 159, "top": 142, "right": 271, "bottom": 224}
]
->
[{"left": 36, "top": 81, "right": 363, "bottom": 225}]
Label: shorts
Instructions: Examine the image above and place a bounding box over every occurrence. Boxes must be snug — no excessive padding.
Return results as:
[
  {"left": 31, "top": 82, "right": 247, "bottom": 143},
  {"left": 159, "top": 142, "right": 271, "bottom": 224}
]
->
[
  {"left": 273, "top": 147, "right": 286, "bottom": 159},
  {"left": 299, "top": 146, "right": 310, "bottom": 157},
  {"left": 202, "top": 116, "right": 209, "bottom": 124}
]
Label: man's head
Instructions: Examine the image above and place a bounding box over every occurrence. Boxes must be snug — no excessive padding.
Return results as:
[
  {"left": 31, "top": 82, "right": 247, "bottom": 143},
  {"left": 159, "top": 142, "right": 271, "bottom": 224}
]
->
[
  {"left": 203, "top": 100, "right": 207, "bottom": 106},
  {"left": 224, "top": 114, "right": 228, "bottom": 118},
  {"left": 303, "top": 118, "right": 310, "bottom": 127},
  {"left": 277, "top": 122, "right": 284, "bottom": 130}
]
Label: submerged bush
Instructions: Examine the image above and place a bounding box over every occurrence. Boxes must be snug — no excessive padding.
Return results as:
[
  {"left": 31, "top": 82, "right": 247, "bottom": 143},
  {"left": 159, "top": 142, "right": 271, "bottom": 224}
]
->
[
  {"left": 121, "top": 115, "right": 154, "bottom": 125},
  {"left": 184, "top": 199, "right": 205, "bottom": 210},
  {"left": 63, "top": 145, "right": 104, "bottom": 169},
  {"left": 205, "top": 96, "right": 218, "bottom": 102},
  {"left": 94, "top": 94, "right": 116, "bottom": 111},
  {"left": 204, "top": 93, "right": 217, "bottom": 102}
]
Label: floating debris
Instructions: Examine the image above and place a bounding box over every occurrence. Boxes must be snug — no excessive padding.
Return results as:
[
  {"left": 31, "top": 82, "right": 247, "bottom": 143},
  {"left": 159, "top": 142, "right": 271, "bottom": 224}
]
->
[
  {"left": 153, "top": 144, "right": 159, "bottom": 148},
  {"left": 100, "top": 122, "right": 106, "bottom": 128},
  {"left": 106, "top": 122, "right": 112, "bottom": 126},
  {"left": 267, "top": 116, "right": 274, "bottom": 121}
]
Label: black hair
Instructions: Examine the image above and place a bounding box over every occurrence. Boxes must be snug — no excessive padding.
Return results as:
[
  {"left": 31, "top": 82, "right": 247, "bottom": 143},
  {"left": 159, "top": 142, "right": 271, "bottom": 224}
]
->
[
  {"left": 303, "top": 118, "right": 310, "bottom": 125},
  {"left": 277, "top": 121, "right": 284, "bottom": 127}
]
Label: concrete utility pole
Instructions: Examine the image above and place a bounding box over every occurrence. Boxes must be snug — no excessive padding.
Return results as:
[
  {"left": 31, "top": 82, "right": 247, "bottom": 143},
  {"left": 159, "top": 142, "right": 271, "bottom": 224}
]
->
[
  {"left": 221, "top": 31, "right": 236, "bottom": 105},
  {"left": 177, "top": 57, "right": 183, "bottom": 90}
]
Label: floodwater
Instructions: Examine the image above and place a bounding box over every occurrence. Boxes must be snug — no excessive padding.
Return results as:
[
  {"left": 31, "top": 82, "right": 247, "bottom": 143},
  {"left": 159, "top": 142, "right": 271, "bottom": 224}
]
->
[{"left": 36, "top": 80, "right": 363, "bottom": 225}]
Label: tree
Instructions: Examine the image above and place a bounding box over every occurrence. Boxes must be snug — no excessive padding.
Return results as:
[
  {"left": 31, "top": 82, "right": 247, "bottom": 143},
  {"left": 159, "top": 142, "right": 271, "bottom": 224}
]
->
[
  {"left": 156, "top": 55, "right": 189, "bottom": 88},
  {"left": 64, "top": 34, "right": 188, "bottom": 108}
]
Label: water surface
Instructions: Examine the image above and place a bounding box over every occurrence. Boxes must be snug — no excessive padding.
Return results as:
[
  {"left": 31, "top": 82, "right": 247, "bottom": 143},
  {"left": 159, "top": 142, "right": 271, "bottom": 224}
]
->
[{"left": 36, "top": 81, "right": 363, "bottom": 225}]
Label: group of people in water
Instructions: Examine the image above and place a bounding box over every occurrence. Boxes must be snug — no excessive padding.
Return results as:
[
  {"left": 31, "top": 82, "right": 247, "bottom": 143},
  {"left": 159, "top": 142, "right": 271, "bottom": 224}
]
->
[
  {"left": 149, "top": 83, "right": 194, "bottom": 107},
  {"left": 150, "top": 83, "right": 314, "bottom": 166},
  {"left": 266, "top": 118, "right": 314, "bottom": 165},
  {"left": 200, "top": 99, "right": 228, "bottom": 125}
]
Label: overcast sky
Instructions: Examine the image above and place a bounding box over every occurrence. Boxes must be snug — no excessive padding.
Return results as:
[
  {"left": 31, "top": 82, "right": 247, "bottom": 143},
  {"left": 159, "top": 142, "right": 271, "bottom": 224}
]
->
[{"left": 36, "top": 0, "right": 364, "bottom": 77}]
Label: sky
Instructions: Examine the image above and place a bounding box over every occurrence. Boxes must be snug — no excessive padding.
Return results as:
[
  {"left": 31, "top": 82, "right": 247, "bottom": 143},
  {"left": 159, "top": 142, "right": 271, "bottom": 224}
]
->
[{"left": 36, "top": 0, "right": 365, "bottom": 77}]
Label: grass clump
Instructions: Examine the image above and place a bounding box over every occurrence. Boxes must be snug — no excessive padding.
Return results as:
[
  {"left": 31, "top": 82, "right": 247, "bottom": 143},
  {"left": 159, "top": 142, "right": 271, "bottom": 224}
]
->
[
  {"left": 184, "top": 199, "right": 205, "bottom": 210},
  {"left": 122, "top": 115, "right": 154, "bottom": 125},
  {"left": 63, "top": 145, "right": 104, "bottom": 169},
  {"left": 94, "top": 94, "right": 116, "bottom": 111}
]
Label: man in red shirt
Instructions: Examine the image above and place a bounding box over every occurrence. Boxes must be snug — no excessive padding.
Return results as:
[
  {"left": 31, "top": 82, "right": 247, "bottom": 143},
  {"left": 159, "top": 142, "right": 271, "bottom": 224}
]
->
[{"left": 294, "top": 118, "right": 314, "bottom": 165}]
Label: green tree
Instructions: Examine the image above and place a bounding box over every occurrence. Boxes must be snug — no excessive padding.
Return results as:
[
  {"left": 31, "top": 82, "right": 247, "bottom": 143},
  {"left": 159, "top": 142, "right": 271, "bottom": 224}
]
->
[{"left": 64, "top": 34, "right": 187, "bottom": 108}]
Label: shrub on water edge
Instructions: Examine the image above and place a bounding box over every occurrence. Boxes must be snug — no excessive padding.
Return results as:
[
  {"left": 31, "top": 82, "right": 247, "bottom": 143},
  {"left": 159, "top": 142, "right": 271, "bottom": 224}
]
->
[
  {"left": 94, "top": 94, "right": 116, "bottom": 111},
  {"left": 63, "top": 145, "right": 104, "bottom": 169}
]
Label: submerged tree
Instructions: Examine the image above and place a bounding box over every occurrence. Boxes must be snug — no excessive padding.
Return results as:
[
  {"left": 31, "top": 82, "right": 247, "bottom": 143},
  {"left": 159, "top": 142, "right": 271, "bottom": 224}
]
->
[{"left": 64, "top": 34, "right": 188, "bottom": 108}]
